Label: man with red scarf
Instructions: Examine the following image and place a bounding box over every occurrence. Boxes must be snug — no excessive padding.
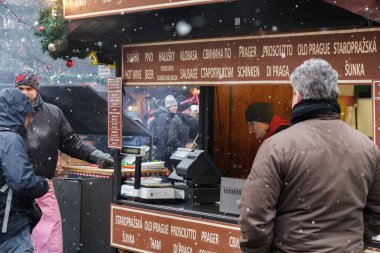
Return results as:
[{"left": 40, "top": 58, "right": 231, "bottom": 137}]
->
[{"left": 245, "top": 102, "right": 289, "bottom": 141}]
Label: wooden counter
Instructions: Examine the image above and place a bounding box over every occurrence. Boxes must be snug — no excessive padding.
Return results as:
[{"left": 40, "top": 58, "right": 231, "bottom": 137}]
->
[{"left": 62, "top": 165, "right": 170, "bottom": 178}]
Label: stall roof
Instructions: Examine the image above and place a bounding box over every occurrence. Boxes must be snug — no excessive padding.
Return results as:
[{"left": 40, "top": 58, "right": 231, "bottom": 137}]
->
[
  {"left": 324, "top": 0, "right": 380, "bottom": 22},
  {"left": 38, "top": 84, "right": 151, "bottom": 137},
  {"left": 65, "top": 0, "right": 378, "bottom": 63}
]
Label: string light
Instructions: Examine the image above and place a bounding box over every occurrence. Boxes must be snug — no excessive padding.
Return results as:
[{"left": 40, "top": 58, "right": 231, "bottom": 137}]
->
[{"left": 0, "top": 1, "right": 38, "bottom": 31}]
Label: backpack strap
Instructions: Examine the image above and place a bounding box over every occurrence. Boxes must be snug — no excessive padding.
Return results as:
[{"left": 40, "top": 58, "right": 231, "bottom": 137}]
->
[
  {"left": 0, "top": 184, "right": 13, "bottom": 233},
  {"left": 0, "top": 127, "right": 17, "bottom": 233}
]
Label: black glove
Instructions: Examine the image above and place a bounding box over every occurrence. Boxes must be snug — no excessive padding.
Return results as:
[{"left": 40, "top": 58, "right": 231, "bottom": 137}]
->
[{"left": 89, "top": 150, "right": 114, "bottom": 169}]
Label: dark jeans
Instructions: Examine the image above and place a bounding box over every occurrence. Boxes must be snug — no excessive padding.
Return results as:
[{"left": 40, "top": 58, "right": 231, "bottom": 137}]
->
[{"left": 0, "top": 226, "right": 33, "bottom": 253}]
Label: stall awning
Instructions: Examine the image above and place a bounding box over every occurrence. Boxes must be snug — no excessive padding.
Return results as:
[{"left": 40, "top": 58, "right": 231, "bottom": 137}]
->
[
  {"left": 39, "top": 84, "right": 151, "bottom": 137},
  {"left": 63, "top": 0, "right": 228, "bottom": 20},
  {"left": 65, "top": 0, "right": 376, "bottom": 64}
]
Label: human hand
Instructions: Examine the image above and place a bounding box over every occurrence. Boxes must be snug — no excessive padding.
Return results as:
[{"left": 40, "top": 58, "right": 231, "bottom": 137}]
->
[{"left": 90, "top": 150, "right": 115, "bottom": 169}]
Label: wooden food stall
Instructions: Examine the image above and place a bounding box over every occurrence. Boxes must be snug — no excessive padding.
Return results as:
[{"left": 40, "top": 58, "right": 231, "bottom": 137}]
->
[
  {"left": 58, "top": 0, "right": 380, "bottom": 252},
  {"left": 113, "top": 27, "right": 380, "bottom": 252}
]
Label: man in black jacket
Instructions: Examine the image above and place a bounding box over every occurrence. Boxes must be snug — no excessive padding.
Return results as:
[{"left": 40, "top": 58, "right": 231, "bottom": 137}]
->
[
  {"left": 168, "top": 95, "right": 199, "bottom": 152},
  {"left": 0, "top": 88, "right": 49, "bottom": 252},
  {"left": 245, "top": 102, "right": 289, "bottom": 142},
  {"left": 154, "top": 95, "right": 178, "bottom": 168},
  {"left": 15, "top": 68, "right": 114, "bottom": 253}
]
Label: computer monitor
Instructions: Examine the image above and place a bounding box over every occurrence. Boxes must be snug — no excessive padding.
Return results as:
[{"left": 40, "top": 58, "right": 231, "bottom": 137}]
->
[
  {"left": 170, "top": 148, "right": 193, "bottom": 169},
  {"left": 174, "top": 149, "right": 222, "bottom": 186}
]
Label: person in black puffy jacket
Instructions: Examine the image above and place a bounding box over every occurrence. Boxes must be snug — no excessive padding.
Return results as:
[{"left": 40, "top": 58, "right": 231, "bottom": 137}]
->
[
  {"left": 0, "top": 88, "right": 48, "bottom": 252},
  {"left": 168, "top": 95, "right": 199, "bottom": 153},
  {"left": 154, "top": 95, "right": 178, "bottom": 168}
]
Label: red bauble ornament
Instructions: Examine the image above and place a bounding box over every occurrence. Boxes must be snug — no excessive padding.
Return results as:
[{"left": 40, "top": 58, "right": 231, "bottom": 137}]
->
[
  {"left": 66, "top": 59, "right": 74, "bottom": 68},
  {"left": 38, "top": 26, "right": 44, "bottom": 32},
  {"left": 46, "top": 64, "right": 52, "bottom": 70}
]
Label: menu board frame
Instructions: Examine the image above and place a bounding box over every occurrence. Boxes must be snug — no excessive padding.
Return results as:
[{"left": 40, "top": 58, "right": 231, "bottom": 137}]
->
[
  {"left": 111, "top": 204, "right": 241, "bottom": 252},
  {"left": 121, "top": 27, "right": 380, "bottom": 86},
  {"left": 373, "top": 81, "right": 380, "bottom": 147}
]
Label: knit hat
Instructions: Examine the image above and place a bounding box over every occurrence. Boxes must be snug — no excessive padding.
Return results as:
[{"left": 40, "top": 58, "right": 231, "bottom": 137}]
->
[
  {"left": 165, "top": 95, "right": 177, "bottom": 108},
  {"left": 176, "top": 95, "right": 191, "bottom": 112},
  {"left": 245, "top": 102, "right": 274, "bottom": 123},
  {"left": 15, "top": 68, "right": 40, "bottom": 91}
]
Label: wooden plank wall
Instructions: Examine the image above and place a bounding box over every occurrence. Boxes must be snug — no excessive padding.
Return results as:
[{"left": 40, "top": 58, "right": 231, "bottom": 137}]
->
[{"left": 212, "top": 85, "right": 293, "bottom": 178}]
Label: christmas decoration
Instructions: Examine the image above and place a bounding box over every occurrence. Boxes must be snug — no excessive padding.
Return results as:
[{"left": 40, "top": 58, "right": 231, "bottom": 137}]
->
[
  {"left": 51, "top": 9, "right": 58, "bottom": 18},
  {"left": 66, "top": 59, "right": 74, "bottom": 68},
  {"left": 108, "top": 62, "right": 116, "bottom": 69},
  {"left": 88, "top": 51, "right": 98, "bottom": 66},
  {"left": 38, "top": 26, "right": 44, "bottom": 32},
  {"left": 34, "top": 1, "right": 100, "bottom": 61},
  {"left": 46, "top": 64, "right": 52, "bottom": 70},
  {"left": 48, "top": 43, "right": 56, "bottom": 52}
]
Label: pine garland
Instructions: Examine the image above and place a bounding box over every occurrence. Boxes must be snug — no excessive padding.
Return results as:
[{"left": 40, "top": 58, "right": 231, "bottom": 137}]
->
[{"left": 34, "top": 3, "right": 98, "bottom": 60}]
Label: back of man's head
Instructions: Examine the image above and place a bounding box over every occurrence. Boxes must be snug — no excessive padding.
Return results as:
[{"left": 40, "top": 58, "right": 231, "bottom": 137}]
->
[
  {"left": 176, "top": 95, "right": 191, "bottom": 113},
  {"left": 290, "top": 58, "right": 339, "bottom": 101}
]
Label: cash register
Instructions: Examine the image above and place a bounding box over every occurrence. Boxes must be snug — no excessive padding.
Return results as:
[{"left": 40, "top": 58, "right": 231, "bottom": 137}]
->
[
  {"left": 169, "top": 148, "right": 222, "bottom": 204},
  {"left": 121, "top": 148, "right": 222, "bottom": 205}
]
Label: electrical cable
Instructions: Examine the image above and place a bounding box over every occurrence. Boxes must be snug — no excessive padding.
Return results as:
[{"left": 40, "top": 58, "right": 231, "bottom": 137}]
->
[{"left": 0, "top": 1, "right": 38, "bottom": 31}]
